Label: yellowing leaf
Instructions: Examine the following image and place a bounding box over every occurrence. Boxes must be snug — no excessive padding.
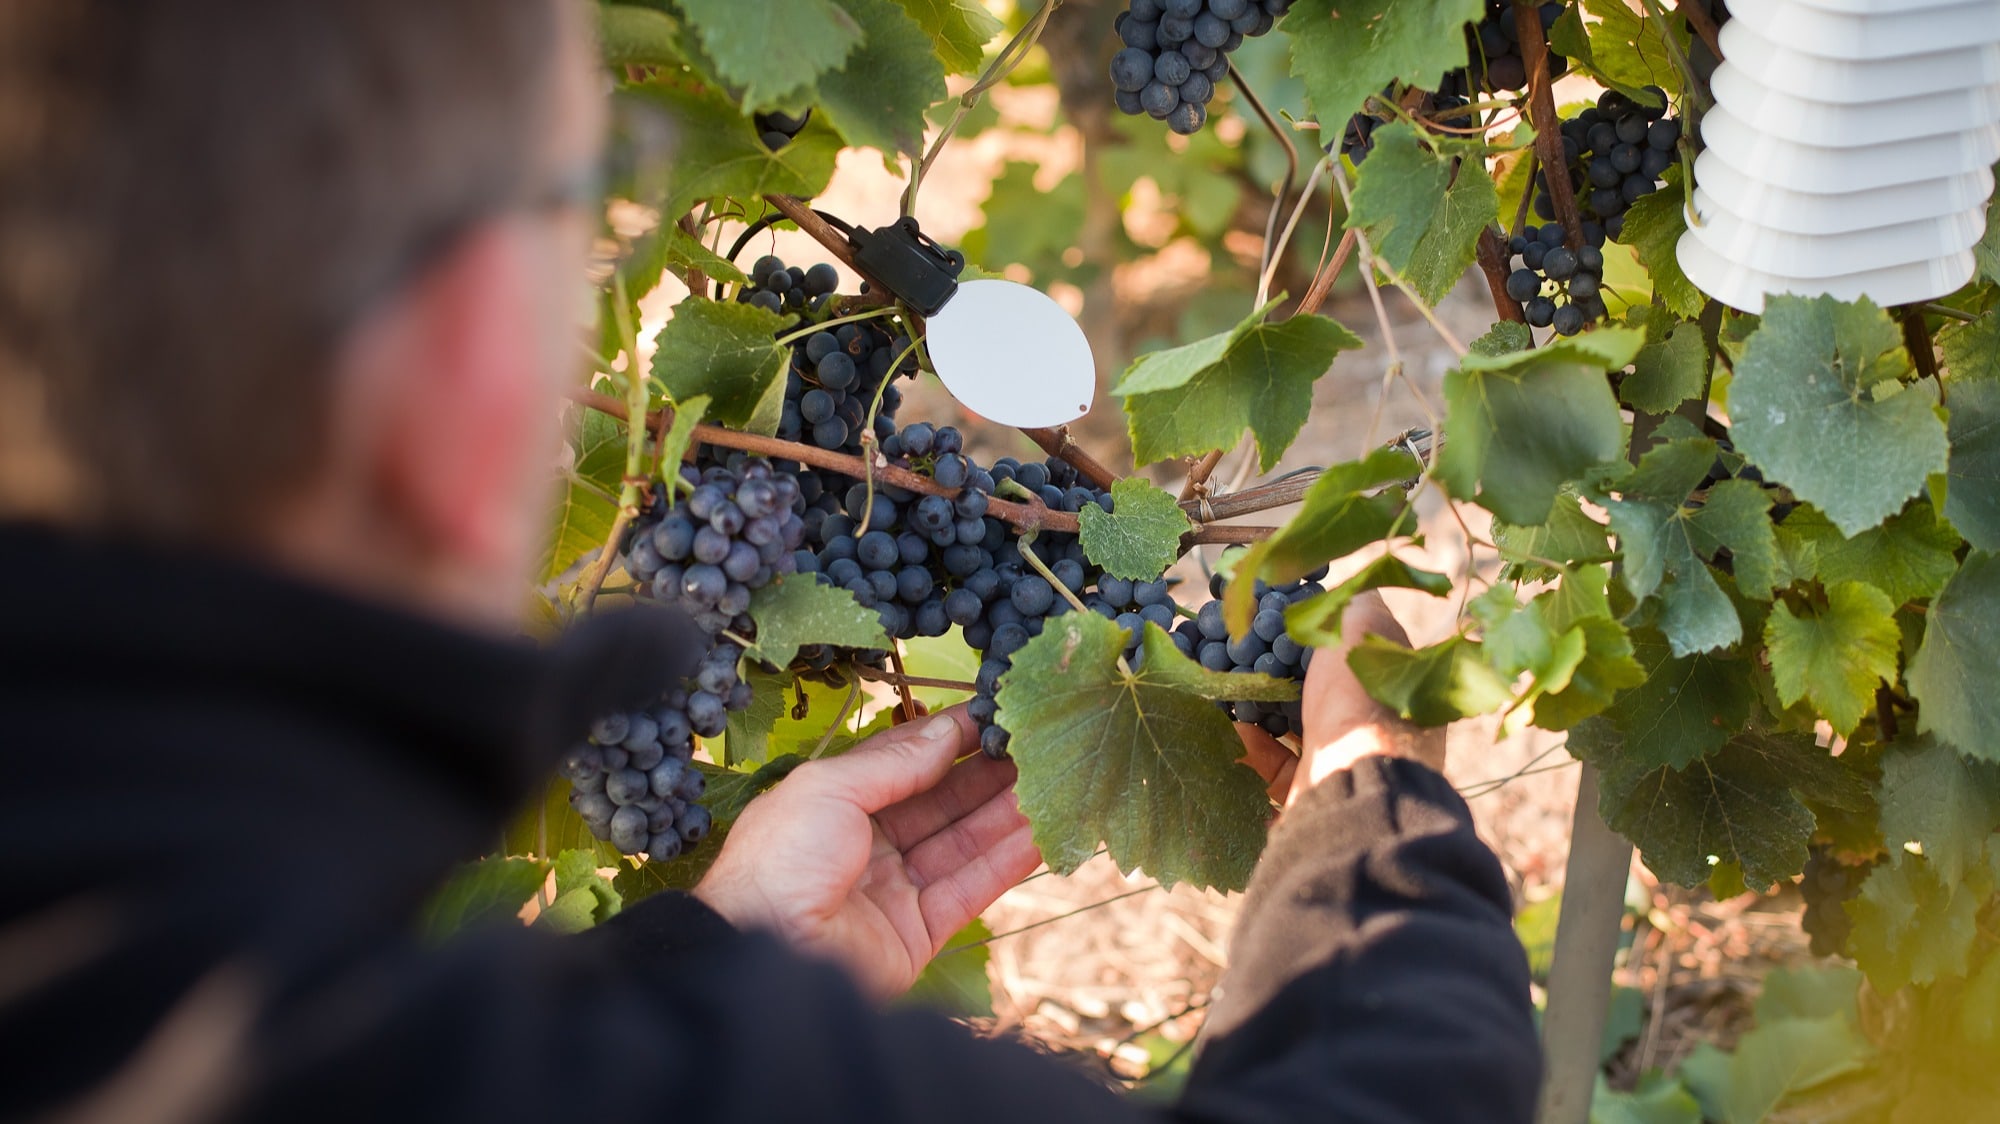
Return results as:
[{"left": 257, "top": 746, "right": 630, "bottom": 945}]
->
[{"left": 1765, "top": 582, "right": 1900, "bottom": 735}]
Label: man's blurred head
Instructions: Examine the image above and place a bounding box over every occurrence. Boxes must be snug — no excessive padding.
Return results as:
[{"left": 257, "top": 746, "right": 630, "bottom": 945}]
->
[{"left": 0, "top": 0, "right": 603, "bottom": 625}]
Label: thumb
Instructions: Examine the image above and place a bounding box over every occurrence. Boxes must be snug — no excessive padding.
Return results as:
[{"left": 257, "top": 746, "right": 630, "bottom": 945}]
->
[{"left": 795, "top": 707, "right": 976, "bottom": 815}]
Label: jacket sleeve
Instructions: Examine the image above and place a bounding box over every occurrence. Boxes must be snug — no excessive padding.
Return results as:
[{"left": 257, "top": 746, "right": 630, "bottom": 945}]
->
[
  {"left": 1178, "top": 755, "right": 1541, "bottom": 1124},
  {"left": 231, "top": 756, "right": 1536, "bottom": 1124}
]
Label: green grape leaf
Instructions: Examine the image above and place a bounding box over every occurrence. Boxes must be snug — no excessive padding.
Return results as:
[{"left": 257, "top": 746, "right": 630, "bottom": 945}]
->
[
  {"left": 1910, "top": 553, "right": 2000, "bottom": 763},
  {"left": 535, "top": 849, "right": 623, "bottom": 933},
  {"left": 1690, "top": 479, "right": 1784, "bottom": 597},
  {"left": 533, "top": 888, "right": 601, "bottom": 934},
  {"left": 905, "top": 920, "right": 994, "bottom": 1018},
  {"left": 663, "top": 224, "right": 748, "bottom": 286},
  {"left": 1620, "top": 181, "right": 1705, "bottom": 320},
  {"left": 1755, "top": 965, "right": 1863, "bottom": 1025},
  {"left": 1532, "top": 614, "right": 1646, "bottom": 731},
  {"left": 1590, "top": 1074, "right": 1703, "bottom": 1124},
  {"left": 1939, "top": 310, "right": 2000, "bottom": 383},
  {"left": 552, "top": 849, "right": 622, "bottom": 920},
  {"left": 1115, "top": 300, "right": 1363, "bottom": 473},
  {"left": 1280, "top": 0, "right": 1481, "bottom": 125},
  {"left": 1574, "top": 720, "right": 1854, "bottom": 890},
  {"left": 1494, "top": 490, "right": 1613, "bottom": 583},
  {"left": 1774, "top": 502, "right": 1961, "bottom": 605},
  {"left": 1946, "top": 375, "right": 2000, "bottom": 551},
  {"left": 1600, "top": 434, "right": 1763, "bottom": 654},
  {"left": 636, "top": 77, "right": 843, "bottom": 218},
  {"left": 1848, "top": 846, "right": 2000, "bottom": 991},
  {"left": 599, "top": 4, "right": 686, "bottom": 67},
  {"left": 894, "top": 0, "right": 1004, "bottom": 73},
  {"left": 1721, "top": 1014, "right": 1871, "bottom": 1124},
  {"left": 1731, "top": 295, "right": 1949, "bottom": 536},
  {"left": 676, "top": 0, "right": 861, "bottom": 109},
  {"left": 1622, "top": 320, "right": 1708, "bottom": 413},
  {"left": 1436, "top": 330, "right": 1637, "bottom": 525},
  {"left": 1284, "top": 555, "right": 1453, "bottom": 646},
  {"left": 1346, "top": 122, "right": 1498, "bottom": 307},
  {"left": 1878, "top": 735, "right": 2000, "bottom": 886},
  {"left": 1468, "top": 591, "right": 1594, "bottom": 720},
  {"left": 420, "top": 857, "right": 548, "bottom": 942},
  {"left": 650, "top": 297, "right": 791, "bottom": 432},
  {"left": 1571, "top": 0, "right": 1686, "bottom": 101},
  {"left": 746, "top": 576, "right": 890, "bottom": 668},
  {"left": 1220, "top": 448, "right": 1418, "bottom": 635},
  {"left": 813, "top": 0, "right": 949, "bottom": 156},
  {"left": 996, "top": 614, "right": 1283, "bottom": 890},
  {"left": 1470, "top": 320, "right": 1534, "bottom": 357},
  {"left": 722, "top": 666, "right": 791, "bottom": 767},
  {"left": 1764, "top": 582, "right": 1900, "bottom": 736},
  {"left": 1348, "top": 634, "right": 1513, "bottom": 726},
  {"left": 1078, "top": 478, "right": 1193, "bottom": 580},
  {"left": 543, "top": 474, "right": 621, "bottom": 585},
  {"left": 1603, "top": 631, "right": 1757, "bottom": 771}
]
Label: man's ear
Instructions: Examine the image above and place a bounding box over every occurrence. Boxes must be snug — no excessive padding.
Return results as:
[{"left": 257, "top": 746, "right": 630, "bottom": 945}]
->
[{"left": 359, "top": 220, "right": 553, "bottom": 579}]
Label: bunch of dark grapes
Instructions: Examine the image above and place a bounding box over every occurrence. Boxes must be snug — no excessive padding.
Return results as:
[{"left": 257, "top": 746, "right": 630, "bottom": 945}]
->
[
  {"left": 625, "top": 457, "right": 806, "bottom": 634},
  {"left": 742, "top": 255, "right": 917, "bottom": 465},
  {"left": 562, "top": 692, "right": 715, "bottom": 860},
  {"left": 755, "top": 109, "right": 811, "bottom": 152},
  {"left": 1535, "top": 87, "right": 1680, "bottom": 236},
  {"left": 1109, "top": 0, "right": 1292, "bottom": 136},
  {"left": 797, "top": 423, "right": 991, "bottom": 647},
  {"left": 1504, "top": 222, "right": 1608, "bottom": 334},
  {"left": 577, "top": 455, "right": 804, "bottom": 857},
  {"left": 1466, "top": 0, "right": 1566, "bottom": 92},
  {"left": 1174, "top": 570, "right": 1325, "bottom": 737},
  {"left": 1800, "top": 844, "right": 1878, "bottom": 958}
]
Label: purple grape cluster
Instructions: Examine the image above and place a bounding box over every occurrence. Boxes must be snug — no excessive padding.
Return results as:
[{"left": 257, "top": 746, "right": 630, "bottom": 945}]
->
[
  {"left": 1504, "top": 222, "right": 1609, "bottom": 335},
  {"left": 1536, "top": 87, "right": 1679, "bottom": 236},
  {"left": 1109, "top": 0, "right": 1292, "bottom": 136}
]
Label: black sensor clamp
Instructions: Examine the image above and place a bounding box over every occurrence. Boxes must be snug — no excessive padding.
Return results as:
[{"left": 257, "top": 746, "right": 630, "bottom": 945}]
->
[{"left": 846, "top": 216, "right": 966, "bottom": 317}]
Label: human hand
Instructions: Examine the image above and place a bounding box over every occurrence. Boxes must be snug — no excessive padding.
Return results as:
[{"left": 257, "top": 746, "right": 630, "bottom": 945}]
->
[
  {"left": 693, "top": 707, "right": 1040, "bottom": 1000},
  {"left": 1237, "top": 592, "right": 1445, "bottom": 808}
]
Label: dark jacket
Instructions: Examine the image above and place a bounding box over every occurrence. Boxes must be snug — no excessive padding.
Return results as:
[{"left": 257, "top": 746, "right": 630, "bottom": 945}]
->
[{"left": 0, "top": 525, "right": 1539, "bottom": 1123}]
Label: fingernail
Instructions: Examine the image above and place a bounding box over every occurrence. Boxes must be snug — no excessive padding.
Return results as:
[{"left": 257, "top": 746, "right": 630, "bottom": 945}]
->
[{"left": 920, "top": 714, "right": 959, "bottom": 744}]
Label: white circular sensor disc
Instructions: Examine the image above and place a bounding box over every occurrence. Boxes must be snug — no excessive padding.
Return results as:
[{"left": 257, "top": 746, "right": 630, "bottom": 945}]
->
[{"left": 925, "top": 279, "right": 1095, "bottom": 428}]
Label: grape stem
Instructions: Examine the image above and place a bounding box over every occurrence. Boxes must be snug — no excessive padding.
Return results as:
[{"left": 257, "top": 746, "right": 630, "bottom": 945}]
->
[
  {"left": 1900, "top": 306, "right": 1942, "bottom": 387},
  {"left": 1476, "top": 227, "right": 1529, "bottom": 323},
  {"left": 1514, "top": 0, "right": 1587, "bottom": 252},
  {"left": 811, "top": 678, "right": 863, "bottom": 759},
  {"left": 887, "top": 646, "right": 920, "bottom": 724},
  {"left": 764, "top": 194, "right": 875, "bottom": 285},
  {"left": 771, "top": 306, "right": 900, "bottom": 350},
  {"left": 576, "top": 273, "right": 652, "bottom": 615},
  {"left": 1228, "top": 59, "right": 1300, "bottom": 313},
  {"left": 1020, "top": 426, "right": 1119, "bottom": 491},
  {"left": 1295, "top": 228, "right": 1359, "bottom": 320},
  {"left": 849, "top": 664, "right": 977, "bottom": 693},
  {"left": 564, "top": 386, "right": 1289, "bottom": 544}
]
